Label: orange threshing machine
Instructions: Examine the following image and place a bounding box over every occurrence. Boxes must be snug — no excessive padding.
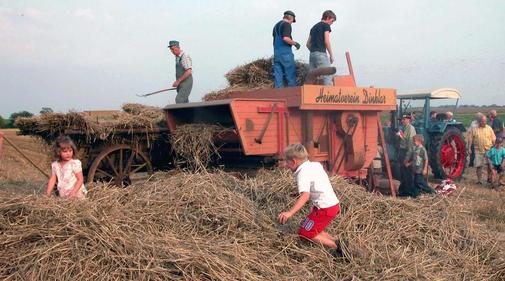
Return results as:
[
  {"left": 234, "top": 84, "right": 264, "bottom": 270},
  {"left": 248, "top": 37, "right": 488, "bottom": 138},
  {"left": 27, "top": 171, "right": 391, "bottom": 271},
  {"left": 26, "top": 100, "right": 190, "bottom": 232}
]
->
[{"left": 164, "top": 53, "right": 396, "bottom": 182}]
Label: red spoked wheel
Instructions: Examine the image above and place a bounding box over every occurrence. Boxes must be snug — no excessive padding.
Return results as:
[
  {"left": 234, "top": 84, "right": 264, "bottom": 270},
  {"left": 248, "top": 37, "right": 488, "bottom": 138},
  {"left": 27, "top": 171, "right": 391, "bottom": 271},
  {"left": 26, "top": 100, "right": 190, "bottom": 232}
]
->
[{"left": 429, "top": 128, "right": 467, "bottom": 180}]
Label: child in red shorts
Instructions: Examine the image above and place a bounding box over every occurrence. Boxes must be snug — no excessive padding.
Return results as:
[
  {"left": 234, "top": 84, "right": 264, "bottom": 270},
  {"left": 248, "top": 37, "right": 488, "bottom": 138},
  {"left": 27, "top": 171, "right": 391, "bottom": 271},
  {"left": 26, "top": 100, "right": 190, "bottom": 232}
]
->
[{"left": 278, "top": 144, "right": 343, "bottom": 256}]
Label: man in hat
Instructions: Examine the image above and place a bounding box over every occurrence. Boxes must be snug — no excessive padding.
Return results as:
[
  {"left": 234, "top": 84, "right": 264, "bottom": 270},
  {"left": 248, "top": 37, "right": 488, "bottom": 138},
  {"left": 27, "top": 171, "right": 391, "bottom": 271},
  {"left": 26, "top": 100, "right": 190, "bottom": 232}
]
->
[
  {"left": 168, "top": 40, "right": 192, "bottom": 103},
  {"left": 397, "top": 114, "right": 418, "bottom": 197},
  {"left": 306, "top": 10, "right": 336, "bottom": 85},
  {"left": 272, "top": 10, "right": 301, "bottom": 88},
  {"left": 488, "top": 109, "right": 504, "bottom": 139}
]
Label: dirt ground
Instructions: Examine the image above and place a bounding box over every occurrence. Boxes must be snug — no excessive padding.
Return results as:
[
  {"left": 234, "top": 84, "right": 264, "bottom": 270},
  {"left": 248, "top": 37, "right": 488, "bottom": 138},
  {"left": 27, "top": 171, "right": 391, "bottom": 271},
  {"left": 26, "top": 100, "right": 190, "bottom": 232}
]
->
[
  {"left": 1, "top": 128, "right": 504, "bottom": 238},
  {"left": 0, "top": 129, "right": 50, "bottom": 195}
]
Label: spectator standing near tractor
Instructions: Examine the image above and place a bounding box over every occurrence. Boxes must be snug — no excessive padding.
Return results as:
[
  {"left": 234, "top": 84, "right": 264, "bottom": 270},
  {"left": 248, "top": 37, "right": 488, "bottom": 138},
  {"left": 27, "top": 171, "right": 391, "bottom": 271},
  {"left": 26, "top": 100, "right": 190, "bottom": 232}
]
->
[
  {"left": 404, "top": 134, "right": 434, "bottom": 194},
  {"left": 397, "top": 115, "right": 418, "bottom": 197},
  {"left": 468, "top": 114, "right": 496, "bottom": 184},
  {"left": 468, "top": 112, "right": 484, "bottom": 167},
  {"left": 488, "top": 110, "right": 504, "bottom": 139}
]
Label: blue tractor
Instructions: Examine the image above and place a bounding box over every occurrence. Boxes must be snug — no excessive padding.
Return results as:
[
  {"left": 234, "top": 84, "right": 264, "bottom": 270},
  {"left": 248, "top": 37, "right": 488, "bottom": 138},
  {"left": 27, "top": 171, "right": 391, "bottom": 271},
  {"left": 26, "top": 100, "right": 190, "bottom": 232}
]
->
[{"left": 387, "top": 88, "right": 467, "bottom": 180}]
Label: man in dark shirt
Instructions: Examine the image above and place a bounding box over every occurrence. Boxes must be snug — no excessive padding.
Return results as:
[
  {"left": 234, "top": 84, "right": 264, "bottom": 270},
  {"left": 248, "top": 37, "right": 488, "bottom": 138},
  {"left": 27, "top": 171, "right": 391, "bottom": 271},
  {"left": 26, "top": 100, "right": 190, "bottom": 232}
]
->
[
  {"left": 306, "top": 10, "right": 336, "bottom": 85},
  {"left": 489, "top": 110, "right": 504, "bottom": 138},
  {"left": 272, "top": 10, "right": 301, "bottom": 88}
]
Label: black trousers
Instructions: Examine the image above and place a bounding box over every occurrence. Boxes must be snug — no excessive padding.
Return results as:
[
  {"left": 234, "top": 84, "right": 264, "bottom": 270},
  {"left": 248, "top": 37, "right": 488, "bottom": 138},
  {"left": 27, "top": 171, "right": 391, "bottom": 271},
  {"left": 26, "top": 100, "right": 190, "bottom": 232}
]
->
[
  {"left": 414, "top": 174, "right": 434, "bottom": 194},
  {"left": 398, "top": 148, "right": 419, "bottom": 198}
]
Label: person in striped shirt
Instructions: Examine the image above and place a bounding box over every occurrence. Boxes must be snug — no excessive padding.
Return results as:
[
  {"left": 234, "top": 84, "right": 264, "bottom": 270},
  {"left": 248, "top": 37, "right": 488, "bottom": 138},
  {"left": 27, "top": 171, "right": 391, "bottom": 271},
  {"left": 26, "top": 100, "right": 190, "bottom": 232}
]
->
[{"left": 168, "top": 40, "right": 193, "bottom": 104}]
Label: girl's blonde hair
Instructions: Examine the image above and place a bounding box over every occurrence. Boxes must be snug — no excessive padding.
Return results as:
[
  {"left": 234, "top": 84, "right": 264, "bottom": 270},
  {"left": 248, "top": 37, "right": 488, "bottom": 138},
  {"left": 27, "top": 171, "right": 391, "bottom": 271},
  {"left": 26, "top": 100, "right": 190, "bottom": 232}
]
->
[
  {"left": 284, "top": 144, "right": 309, "bottom": 161},
  {"left": 53, "top": 135, "right": 78, "bottom": 161}
]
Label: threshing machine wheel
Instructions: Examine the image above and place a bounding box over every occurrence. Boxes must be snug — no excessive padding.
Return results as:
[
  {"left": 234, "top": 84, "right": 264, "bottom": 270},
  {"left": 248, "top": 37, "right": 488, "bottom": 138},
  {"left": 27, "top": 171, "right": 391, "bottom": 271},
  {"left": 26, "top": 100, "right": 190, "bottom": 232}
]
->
[
  {"left": 87, "top": 144, "right": 153, "bottom": 187},
  {"left": 429, "top": 128, "right": 466, "bottom": 180}
]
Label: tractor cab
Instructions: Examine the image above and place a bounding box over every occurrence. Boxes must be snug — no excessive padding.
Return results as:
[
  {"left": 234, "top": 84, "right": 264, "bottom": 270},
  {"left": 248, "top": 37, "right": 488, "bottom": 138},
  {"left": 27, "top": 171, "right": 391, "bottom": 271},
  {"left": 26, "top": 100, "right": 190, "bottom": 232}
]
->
[
  {"left": 392, "top": 88, "right": 467, "bottom": 180},
  {"left": 397, "top": 88, "right": 465, "bottom": 137}
]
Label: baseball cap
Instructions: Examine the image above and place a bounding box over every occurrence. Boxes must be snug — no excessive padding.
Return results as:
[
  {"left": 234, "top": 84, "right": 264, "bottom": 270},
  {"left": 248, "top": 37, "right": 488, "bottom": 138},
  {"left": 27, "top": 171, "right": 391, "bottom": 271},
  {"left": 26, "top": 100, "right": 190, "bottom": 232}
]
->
[
  {"left": 496, "top": 137, "right": 503, "bottom": 144},
  {"left": 401, "top": 114, "right": 412, "bottom": 119},
  {"left": 168, "top": 40, "right": 179, "bottom": 48},
  {"left": 284, "top": 10, "right": 296, "bottom": 22}
]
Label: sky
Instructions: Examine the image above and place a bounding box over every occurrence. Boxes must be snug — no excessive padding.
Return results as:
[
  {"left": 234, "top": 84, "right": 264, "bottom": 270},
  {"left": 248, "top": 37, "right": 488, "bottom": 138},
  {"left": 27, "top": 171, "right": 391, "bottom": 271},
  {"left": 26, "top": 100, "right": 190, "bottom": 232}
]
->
[{"left": 0, "top": 0, "right": 504, "bottom": 117}]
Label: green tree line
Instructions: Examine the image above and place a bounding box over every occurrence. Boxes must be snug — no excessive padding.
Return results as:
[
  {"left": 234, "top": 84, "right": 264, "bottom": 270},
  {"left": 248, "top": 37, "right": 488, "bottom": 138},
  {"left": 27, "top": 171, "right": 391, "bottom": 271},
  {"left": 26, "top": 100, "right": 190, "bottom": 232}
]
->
[{"left": 0, "top": 107, "right": 53, "bottom": 128}]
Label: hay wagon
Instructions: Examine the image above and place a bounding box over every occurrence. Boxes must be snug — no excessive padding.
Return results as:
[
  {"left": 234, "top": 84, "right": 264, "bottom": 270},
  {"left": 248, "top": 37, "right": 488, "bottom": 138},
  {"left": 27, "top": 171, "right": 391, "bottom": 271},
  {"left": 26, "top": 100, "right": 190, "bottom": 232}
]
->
[
  {"left": 63, "top": 127, "right": 171, "bottom": 186},
  {"left": 15, "top": 107, "right": 173, "bottom": 187}
]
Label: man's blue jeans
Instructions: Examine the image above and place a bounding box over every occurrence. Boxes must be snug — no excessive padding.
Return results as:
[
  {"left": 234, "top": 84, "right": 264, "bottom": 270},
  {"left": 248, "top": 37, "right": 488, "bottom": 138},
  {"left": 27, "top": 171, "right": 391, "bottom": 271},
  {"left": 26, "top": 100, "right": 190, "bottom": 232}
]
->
[
  {"left": 273, "top": 52, "right": 297, "bottom": 88},
  {"left": 309, "top": 51, "right": 332, "bottom": 85}
]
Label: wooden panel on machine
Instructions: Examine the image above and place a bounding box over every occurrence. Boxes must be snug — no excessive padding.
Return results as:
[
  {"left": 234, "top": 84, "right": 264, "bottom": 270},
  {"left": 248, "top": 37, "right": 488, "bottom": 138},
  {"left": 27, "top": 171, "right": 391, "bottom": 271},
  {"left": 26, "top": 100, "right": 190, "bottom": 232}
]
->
[
  {"left": 229, "top": 99, "right": 288, "bottom": 156},
  {"left": 301, "top": 85, "right": 396, "bottom": 111}
]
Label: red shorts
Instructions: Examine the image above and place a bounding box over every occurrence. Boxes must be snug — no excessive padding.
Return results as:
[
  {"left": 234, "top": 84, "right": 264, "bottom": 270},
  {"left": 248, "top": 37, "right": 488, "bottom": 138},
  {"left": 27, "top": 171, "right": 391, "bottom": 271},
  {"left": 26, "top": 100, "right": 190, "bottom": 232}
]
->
[{"left": 298, "top": 204, "right": 340, "bottom": 239}]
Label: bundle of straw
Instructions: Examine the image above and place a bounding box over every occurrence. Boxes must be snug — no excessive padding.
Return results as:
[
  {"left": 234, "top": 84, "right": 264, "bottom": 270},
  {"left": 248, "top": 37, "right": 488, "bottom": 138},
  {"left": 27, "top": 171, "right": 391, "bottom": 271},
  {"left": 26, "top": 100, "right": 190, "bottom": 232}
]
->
[
  {"left": 1, "top": 170, "right": 503, "bottom": 280},
  {"left": 202, "top": 58, "right": 310, "bottom": 101},
  {"left": 169, "top": 124, "right": 232, "bottom": 170},
  {"left": 15, "top": 104, "right": 165, "bottom": 145},
  {"left": 121, "top": 103, "right": 164, "bottom": 123}
]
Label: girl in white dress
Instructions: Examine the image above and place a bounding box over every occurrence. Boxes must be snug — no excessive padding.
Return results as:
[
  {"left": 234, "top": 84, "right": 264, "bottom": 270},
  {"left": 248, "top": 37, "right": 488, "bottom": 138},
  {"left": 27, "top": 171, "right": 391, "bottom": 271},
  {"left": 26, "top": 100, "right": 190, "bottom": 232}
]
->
[{"left": 46, "top": 136, "right": 87, "bottom": 199}]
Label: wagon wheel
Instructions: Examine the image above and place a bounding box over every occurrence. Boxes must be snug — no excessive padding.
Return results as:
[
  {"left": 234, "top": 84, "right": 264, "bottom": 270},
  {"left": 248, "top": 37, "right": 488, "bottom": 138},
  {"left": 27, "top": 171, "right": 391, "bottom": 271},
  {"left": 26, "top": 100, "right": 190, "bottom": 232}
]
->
[{"left": 87, "top": 144, "right": 153, "bottom": 187}]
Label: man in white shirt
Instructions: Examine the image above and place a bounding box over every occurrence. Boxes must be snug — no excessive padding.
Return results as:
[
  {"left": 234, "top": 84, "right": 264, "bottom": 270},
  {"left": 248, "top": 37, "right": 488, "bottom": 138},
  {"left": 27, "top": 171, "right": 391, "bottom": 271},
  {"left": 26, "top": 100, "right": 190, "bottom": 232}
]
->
[{"left": 278, "top": 144, "right": 342, "bottom": 256}]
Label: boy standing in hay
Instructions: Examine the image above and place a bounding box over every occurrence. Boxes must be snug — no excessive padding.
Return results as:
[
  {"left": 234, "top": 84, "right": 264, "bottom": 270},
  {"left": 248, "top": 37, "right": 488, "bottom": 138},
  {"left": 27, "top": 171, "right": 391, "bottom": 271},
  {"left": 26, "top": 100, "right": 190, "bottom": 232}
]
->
[
  {"left": 278, "top": 144, "right": 343, "bottom": 256},
  {"left": 404, "top": 134, "right": 434, "bottom": 194}
]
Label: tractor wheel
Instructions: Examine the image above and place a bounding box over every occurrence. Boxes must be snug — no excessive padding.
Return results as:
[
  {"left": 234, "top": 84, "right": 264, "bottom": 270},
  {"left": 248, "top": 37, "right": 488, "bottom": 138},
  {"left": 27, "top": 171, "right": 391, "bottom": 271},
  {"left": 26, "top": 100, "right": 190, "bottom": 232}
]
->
[
  {"left": 429, "top": 128, "right": 466, "bottom": 180},
  {"left": 87, "top": 144, "right": 153, "bottom": 187}
]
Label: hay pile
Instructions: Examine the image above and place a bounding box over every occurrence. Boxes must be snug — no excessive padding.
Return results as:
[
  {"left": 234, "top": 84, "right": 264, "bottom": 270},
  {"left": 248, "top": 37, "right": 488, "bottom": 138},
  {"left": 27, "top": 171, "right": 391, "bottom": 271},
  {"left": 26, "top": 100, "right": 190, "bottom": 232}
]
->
[
  {"left": 14, "top": 104, "right": 164, "bottom": 144},
  {"left": 1, "top": 170, "right": 504, "bottom": 280},
  {"left": 169, "top": 124, "right": 233, "bottom": 170},
  {"left": 121, "top": 103, "right": 164, "bottom": 122},
  {"left": 203, "top": 58, "right": 310, "bottom": 101}
]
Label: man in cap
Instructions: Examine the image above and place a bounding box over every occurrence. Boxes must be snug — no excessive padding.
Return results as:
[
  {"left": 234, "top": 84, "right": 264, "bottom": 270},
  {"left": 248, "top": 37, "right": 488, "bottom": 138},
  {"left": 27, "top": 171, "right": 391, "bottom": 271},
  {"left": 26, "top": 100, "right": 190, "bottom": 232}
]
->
[
  {"left": 397, "top": 114, "right": 418, "bottom": 197},
  {"left": 272, "top": 10, "right": 301, "bottom": 88},
  {"left": 488, "top": 109, "right": 504, "bottom": 139},
  {"left": 306, "top": 10, "right": 336, "bottom": 85},
  {"left": 168, "top": 40, "right": 193, "bottom": 103}
]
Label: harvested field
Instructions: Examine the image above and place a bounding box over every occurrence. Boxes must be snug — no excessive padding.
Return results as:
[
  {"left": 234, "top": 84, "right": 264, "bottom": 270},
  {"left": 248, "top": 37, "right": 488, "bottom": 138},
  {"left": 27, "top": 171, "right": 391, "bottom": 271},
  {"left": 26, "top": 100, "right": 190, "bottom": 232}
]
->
[
  {"left": 1, "top": 131, "right": 504, "bottom": 280},
  {"left": 0, "top": 129, "right": 49, "bottom": 193},
  {"left": 0, "top": 170, "right": 504, "bottom": 280}
]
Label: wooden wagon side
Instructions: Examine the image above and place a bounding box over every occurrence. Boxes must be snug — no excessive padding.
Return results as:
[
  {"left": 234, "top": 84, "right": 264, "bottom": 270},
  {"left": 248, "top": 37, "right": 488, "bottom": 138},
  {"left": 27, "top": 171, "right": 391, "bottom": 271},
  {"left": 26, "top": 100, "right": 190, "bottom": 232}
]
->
[{"left": 63, "top": 127, "right": 171, "bottom": 186}]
